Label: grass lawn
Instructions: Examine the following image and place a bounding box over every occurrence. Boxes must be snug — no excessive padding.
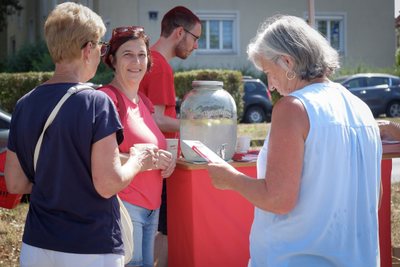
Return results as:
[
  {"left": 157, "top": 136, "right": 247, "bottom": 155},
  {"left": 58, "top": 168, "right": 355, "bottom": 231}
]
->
[{"left": 0, "top": 121, "right": 399, "bottom": 266}]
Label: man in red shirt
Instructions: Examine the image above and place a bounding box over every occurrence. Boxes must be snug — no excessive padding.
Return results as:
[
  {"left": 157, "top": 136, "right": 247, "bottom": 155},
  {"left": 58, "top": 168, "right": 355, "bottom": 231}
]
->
[{"left": 139, "top": 6, "right": 201, "bottom": 267}]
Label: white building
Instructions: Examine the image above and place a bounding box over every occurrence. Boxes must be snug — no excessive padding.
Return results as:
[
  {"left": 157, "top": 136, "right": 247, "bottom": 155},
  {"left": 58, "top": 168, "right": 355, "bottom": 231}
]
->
[{"left": 0, "top": 0, "right": 396, "bottom": 70}]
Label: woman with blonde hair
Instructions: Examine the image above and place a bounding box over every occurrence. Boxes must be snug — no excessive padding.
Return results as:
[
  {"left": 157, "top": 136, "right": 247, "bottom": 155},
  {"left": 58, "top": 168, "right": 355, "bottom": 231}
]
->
[{"left": 5, "top": 2, "right": 156, "bottom": 266}]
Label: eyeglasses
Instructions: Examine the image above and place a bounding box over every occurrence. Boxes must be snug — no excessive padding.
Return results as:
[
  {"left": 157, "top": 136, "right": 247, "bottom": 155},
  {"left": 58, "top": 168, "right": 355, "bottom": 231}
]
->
[
  {"left": 81, "top": 41, "right": 109, "bottom": 56},
  {"left": 100, "top": 42, "right": 110, "bottom": 57},
  {"left": 173, "top": 23, "right": 200, "bottom": 41}
]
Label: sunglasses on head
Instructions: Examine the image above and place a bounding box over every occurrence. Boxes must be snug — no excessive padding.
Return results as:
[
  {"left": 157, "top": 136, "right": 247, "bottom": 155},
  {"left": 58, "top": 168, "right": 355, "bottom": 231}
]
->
[
  {"left": 112, "top": 26, "right": 144, "bottom": 38},
  {"left": 100, "top": 26, "right": 145, "bottom": 57}
]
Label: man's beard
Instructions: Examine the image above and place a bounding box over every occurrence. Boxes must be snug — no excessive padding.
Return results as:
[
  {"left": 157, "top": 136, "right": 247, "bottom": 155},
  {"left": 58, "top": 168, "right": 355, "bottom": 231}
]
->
[{"left": 175, "top": 39, "right": 191, "bottom": 59}]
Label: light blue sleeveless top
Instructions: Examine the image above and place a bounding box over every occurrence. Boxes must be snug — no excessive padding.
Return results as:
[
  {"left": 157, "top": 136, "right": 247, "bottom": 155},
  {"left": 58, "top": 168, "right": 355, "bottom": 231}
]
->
[{"left": 249, "top": 82, "right": 381, "bottom": 267}]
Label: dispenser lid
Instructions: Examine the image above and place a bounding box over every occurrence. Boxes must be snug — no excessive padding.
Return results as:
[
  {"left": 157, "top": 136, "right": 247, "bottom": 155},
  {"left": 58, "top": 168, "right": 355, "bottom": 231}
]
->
[{"left": 192, "top": 80, "right": 223, "bottom": 87}]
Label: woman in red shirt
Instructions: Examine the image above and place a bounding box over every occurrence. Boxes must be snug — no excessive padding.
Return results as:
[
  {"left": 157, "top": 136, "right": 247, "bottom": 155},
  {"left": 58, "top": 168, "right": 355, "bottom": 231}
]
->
[{"left": 99, "top": 26, "right": 176, "bottom": 267}]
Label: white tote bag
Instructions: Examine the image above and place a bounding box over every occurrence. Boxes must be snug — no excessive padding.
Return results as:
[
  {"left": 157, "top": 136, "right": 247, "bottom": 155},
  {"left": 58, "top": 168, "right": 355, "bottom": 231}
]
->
[{"left": 117, "top": 196, "right": 134, "bottom": 264}]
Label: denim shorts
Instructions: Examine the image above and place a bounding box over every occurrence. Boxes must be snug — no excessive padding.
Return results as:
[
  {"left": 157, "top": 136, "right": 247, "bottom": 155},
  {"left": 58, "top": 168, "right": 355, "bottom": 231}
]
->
[{"left": 122, "top": 201, "right": 159, "bottom": 267}]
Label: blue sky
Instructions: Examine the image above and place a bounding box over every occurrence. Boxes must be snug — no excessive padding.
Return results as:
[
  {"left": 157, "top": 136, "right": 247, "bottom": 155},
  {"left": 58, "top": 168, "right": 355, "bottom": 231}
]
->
[{"left": 396, "top": 0, "right": 399, "bottom": 17}]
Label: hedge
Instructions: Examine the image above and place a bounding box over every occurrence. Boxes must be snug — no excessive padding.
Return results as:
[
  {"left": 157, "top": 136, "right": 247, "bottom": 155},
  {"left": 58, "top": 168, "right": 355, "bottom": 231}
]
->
[
  {"left": 0, "top": 72, "right": 53, "bottom": 113},
  {"left": 0, "top": 69, "right": 244, "bottom": 119}
]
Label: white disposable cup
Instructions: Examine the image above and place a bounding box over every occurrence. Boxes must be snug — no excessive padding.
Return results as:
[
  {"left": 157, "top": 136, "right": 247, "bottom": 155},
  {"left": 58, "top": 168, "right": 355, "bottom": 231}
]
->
[
  {"left": 235, "top": 136, "right": 251, "bottom": 153},
  {"left": 166, "top": 138, "right": 179, "bottom": 159}
]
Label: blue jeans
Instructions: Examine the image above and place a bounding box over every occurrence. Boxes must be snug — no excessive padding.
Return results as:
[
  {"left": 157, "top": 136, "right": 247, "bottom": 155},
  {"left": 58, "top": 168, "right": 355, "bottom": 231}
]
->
[{"left": 123, "top": 201, "right": 159, "bottom": 267}]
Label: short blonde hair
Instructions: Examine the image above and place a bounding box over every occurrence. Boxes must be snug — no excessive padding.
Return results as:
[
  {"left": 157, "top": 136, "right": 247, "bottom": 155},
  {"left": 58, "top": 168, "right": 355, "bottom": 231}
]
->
[{"left": 44, "top": 2, "right": 106, "bottom": 63}]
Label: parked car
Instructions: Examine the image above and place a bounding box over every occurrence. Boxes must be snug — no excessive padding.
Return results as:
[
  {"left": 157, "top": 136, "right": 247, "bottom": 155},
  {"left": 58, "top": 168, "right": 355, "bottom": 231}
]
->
[
  {"left": 334, "top": 73, "right": 400, "bottom": 117},
  {"left": 0, "top": 109, "right": 11, "bottom": 190},
  {"left": 241, "top": 76, "right": 273, "bottom": 123},
  {"left": 0, "top": 109, "right": 11, "bottom": 151}
]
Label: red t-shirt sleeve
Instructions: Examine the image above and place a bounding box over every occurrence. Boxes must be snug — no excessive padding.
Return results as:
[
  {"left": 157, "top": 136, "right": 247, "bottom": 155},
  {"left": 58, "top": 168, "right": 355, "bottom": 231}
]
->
[{"left": 139, "top": 52, "right": 176, "bottom": 106}]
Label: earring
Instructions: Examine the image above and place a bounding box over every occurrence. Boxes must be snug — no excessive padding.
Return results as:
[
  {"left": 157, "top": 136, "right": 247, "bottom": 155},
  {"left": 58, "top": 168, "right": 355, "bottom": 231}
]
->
[{"left": 286, "top": 70, "right": 296, "bottom": 80}]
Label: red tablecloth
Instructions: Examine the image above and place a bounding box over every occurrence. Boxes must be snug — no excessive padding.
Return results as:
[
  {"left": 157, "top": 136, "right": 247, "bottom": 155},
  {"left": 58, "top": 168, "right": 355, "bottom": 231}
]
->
[
  {"left": 167, "top": 162, "right": 256, "bottom": 267},
  {"left": 167, "top": 159, "right": 393, "bottom": 267},
  {"left": 379, "top": 159, "right": 392, "bottom": 267}
]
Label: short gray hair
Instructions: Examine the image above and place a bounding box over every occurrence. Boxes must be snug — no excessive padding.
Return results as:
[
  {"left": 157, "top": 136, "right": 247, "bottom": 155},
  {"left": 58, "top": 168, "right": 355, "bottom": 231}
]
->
[{"left": 247, "top": 15, "right": 340, "bottom": 80}]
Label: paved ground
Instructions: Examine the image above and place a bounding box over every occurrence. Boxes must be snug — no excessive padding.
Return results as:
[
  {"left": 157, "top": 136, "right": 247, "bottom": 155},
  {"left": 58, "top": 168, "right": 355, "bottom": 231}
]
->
[{"left": 391, "top": 158, "right": 400, "bottom": 183}]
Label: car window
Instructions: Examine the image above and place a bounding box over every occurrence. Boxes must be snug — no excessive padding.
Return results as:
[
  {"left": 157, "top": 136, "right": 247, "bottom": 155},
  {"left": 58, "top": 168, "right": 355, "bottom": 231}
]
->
[
  {"left": 367, "top": 77, "right": 389, "bottom": 87},
  {"left": 392, "top": 78, "right": 400, "bottom": 86},
  {"left": 244, "top": 82, "right": 257, "bottom": 93},
  {"left": 346, "top": 77, "right": 367, "bottom": 89},
  {"left": 0, "top": 118, "right": 10, "bottom": 130},
  {"left": 0, "top": 111, "right": 11, "bottom": 130},
  {"left": 254, "top": 81, "right": 267, "bottom": 92}
]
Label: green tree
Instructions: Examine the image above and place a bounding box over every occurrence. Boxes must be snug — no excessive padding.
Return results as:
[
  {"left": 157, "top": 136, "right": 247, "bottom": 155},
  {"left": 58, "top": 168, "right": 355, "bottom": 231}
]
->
[
  {"left": 5, "top": 40, "right": 54, "bottom": 72},
  {"left": 0, "top": 0, "right": 23, "bottom": 31}
]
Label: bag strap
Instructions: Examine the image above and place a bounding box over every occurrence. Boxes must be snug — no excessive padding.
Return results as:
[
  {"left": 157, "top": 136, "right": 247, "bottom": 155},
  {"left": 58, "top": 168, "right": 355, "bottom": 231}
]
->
[
  {"left": 107, "top": 86, "right": 127, "bottom": 123},
  {"left": 33, "top": 84, "right": 94, "bottom": 171},
  {"left": 104, "top": 86, "right": 155, "bottom": 120}
]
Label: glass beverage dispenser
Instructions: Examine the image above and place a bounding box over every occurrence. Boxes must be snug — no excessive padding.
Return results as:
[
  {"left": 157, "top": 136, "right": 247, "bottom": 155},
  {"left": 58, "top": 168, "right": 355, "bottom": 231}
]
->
[{"left": 180, "top": 80, "right": 237, "bottom": 162}]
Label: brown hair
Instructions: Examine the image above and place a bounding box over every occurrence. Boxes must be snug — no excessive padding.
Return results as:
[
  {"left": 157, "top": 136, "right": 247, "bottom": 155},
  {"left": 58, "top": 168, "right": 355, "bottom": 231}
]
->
[{"left": 160, "top": 6, "right": 201, "bottom": 38}]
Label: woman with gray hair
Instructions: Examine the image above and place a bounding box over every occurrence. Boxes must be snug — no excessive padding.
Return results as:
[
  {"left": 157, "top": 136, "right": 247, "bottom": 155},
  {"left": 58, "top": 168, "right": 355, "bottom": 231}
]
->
[
  {"left": 207, "top": 15, "right": 381, "bottom": 266},
  {"left": 5, "top": 2, "right": 157, "bottom": 266}
]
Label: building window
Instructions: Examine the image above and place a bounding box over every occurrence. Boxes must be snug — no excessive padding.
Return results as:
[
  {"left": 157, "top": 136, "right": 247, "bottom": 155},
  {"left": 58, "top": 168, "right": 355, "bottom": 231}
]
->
[
  {"left": 314, "top": 14, "right": 345, "bottom": 54},
  {"left": 17, "top": 12, "right": 23, "bottom": 30},
  {"left": 10, "top": 36, "right": 16, "bottom": 55},
  {"left": 104, "top": 20, "right": 112, "bottom": 41},
  {"left": 29, "top": 19, "right": 34, "bottom": 44},
  {"left": 197, "top": 12, "right": 238, "bottom": 54}
]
